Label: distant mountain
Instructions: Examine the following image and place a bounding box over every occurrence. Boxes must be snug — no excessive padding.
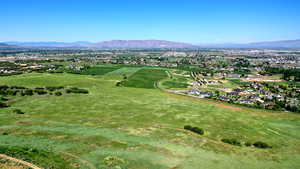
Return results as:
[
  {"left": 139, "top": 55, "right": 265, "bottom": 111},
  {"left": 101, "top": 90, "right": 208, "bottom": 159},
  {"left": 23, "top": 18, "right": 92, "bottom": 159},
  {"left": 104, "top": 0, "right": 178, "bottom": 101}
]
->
[
  {"left": 4, "top": 39, "right": 300, "bottom": 49},
  {"left": 0, "top": 43, "right": 19, "bottom": 49},
  {"left": 247, "top": 39, "right": 300, "bottom": 48},
  {"left": 206, "top": 39, "right": 300, "bottom": 48},
  {"left": 3, "top": 40, "right": 198, "bottom": 48},
  {"left": 90, "top": 40, "right": 199, "bottom": 48},
  {"left": 4, "top": 41, "right": 92, "bottom": 48}
]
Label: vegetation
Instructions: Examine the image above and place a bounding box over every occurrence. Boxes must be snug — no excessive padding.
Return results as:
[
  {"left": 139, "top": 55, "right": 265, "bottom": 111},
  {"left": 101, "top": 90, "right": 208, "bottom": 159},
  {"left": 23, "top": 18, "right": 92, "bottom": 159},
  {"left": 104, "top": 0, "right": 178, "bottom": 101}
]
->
[
  {"left": 0, "top": 70, "right": 299, "bottom": 169},
  {"left": 221, "top": 138, "right": 242, "bottom": 146},
  {"left": 0, "top": 146, "right": 73, "bottom": 169},
  {"left": 253, "top": 141, "right": 272, "bottom": 149},
  {"left": 67, "top": 66, "right": 121, "bottom": 75},
  {"left": 122, "top": 68, "right": 168, "bottom": 89},
  {"left": 13, "top": 109, "right": 24, "bottom": 114},
  {"left": 54, "top": 91, "right": 62, "bottom": 96},
  {"left": 161, "top": 81, "right": 188, "bottom": 89},
  {"left": 264, "top": 67, "right": 300, "bottom": 81},
  {"left": 66, "top": 87, "right": 89, "bottom": 94},
  {"left": 184, "top": 125, "right": 204, "bottom": 135}
]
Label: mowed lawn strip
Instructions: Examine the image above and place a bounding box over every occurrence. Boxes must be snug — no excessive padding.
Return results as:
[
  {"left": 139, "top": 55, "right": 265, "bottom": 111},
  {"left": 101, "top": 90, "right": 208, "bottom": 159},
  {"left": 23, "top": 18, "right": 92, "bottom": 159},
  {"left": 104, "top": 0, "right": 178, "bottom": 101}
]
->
[{"left": 122, "top": 68, "right": 168, "bottom": 89}]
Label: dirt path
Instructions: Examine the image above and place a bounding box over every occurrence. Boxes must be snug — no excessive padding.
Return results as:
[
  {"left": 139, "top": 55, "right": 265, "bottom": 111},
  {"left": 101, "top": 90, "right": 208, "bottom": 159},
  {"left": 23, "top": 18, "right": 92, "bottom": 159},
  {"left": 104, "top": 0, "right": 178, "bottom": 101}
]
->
[
  {"left": 59, "top": 151, "right": 96, "bottom": 169},
  {"left": 0, "top": 154, "right": 42, "bottom": 169}
]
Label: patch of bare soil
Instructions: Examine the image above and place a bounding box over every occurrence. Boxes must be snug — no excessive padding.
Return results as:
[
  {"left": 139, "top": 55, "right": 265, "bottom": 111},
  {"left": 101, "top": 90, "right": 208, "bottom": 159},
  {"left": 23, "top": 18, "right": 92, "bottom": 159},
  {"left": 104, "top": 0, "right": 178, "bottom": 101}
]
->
[
  {"left": 59, "top": 151, "right": 96, "bottom": 169},
  {"left": 0, "top": 154, "right": 41, "bottom": 169}
]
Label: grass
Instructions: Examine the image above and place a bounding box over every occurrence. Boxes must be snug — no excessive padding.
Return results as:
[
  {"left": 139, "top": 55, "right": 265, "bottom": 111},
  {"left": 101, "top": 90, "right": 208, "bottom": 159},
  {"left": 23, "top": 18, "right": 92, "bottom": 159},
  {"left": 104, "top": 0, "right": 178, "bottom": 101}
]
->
[
  {"left": 0, "top": 72, "right": 300, "bottom": 169},
  {"left": 107, "top": 67, "right": 142, "bottom": 76},
  {"left": 161, "top": 81, "right": 189, "bottom": 89},
  {"left": 122, "top": 68, "right": 168, "bottom": 89},
  {"left": 67, "top": 66, "right": 121, "bottom": 75},
  {"left": 0, "top": 145, "right": 74, "bottom": 169},
  {"left": 161, "top": 73, "right": 190, "bottom": 89}
]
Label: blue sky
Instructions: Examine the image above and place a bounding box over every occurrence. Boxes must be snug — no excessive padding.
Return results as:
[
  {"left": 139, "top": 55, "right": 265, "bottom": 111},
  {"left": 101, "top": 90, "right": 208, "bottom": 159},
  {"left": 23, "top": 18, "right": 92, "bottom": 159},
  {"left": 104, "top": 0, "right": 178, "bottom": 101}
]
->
[{"left": 1, "top": 0, "right": 300, "bottom": 43}]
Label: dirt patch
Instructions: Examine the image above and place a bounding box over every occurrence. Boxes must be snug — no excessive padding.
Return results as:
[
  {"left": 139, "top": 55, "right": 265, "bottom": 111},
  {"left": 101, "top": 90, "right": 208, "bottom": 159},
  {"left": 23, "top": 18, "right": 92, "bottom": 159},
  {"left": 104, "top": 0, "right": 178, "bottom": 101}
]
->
[
  {"left": 0, "top": 154, "right": 41, "bottom": 169},
  {"left": 59, "top": 151, "right": 96, "bottom": 169},
  {"left": 215, "top": 103, "right": 244, "bottom": 112}
]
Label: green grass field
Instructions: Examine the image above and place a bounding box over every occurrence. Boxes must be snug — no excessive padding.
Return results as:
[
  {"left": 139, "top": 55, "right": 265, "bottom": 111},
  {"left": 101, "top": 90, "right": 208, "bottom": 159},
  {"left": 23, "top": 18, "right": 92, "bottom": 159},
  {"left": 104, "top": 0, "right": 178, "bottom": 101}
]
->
[
  {"left": 160, "top": 71, "right": 190, "bottom": 89},
  {"left": 122, "top": 68, "right": 168, "bottom": 89},
  {"left": 67, "top": 65, "right": 121, "bottom": 75},
  {"left": 0, "top": 70, "right": 300, "bottom": 169}
]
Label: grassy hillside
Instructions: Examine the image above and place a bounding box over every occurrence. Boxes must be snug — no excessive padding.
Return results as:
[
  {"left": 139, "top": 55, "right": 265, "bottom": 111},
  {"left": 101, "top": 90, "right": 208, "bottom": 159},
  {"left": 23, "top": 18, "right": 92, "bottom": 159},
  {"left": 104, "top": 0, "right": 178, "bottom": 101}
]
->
[{"left": 0, "top": 71, "right": 299, "bottom": 169}]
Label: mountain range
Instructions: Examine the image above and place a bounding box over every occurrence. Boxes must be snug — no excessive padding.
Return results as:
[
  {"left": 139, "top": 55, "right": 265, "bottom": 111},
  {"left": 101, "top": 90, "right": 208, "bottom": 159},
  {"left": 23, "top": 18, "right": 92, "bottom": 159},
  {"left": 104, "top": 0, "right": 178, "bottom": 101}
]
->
[
  {"left": 3, "top": 40, "right": 197, "bottom": 49},
  {"left": 1, "top": 39, "right": 300, "bottom": 49}
]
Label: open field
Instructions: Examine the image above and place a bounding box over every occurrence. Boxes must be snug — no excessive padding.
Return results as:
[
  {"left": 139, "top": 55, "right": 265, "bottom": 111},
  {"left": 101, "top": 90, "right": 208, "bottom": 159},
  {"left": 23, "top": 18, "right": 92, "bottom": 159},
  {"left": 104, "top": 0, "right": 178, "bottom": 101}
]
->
[
  {"left": 0, "top": 70, "right": 300, "bottom": 169},
  {"left": 122, "top": 68, "right": 168, "bottom": 89},
  {"left": 67, "top": 65, "right": 121, "bottom": 75}
]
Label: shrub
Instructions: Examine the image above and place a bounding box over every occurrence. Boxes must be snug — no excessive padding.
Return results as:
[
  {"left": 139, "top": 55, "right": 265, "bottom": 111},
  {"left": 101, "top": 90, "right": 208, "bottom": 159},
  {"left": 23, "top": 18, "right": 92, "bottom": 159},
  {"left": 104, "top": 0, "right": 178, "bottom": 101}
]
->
[
  {"left": 13, "top": 109, "right": 25, "bottom": 114},
  {"left": 253, "top": 141, "right": 271, "bottom": 149},
  {"left": 46, "top": 86, "right": 64, "bottom": 91},
  {"left": 24, "top": 89, "right": 34, "bottom": 96},
  {"left": 66, "top": 87, "right": 89, "bottom": 94},
  {"left": 116, "top": 81, "right": 123, "bottom": 86},
  {"left": 184, "top": 125, "right": 204, "bottom": 135},
  {"left": 184, "top": 125, "right": 193, "bottom": 130},
  {"left": 0, "top": 97, "right": 8, "bottom": 101},
  {"left": 221, "top": 138, "right": 241, "bottom": 146},
  {"left": 0, "top": 89, "right": 7, "bottom": 95},
  {"left": 10, "top": 86, "right": 26, "bottom": 90},
  {"left": 20, "top": 91, "right": 25, "bottom": 96},
  {"left": 0, "top": 102, "right": 9, "bottom": 108},
  {"left": 34, "top": 89, "right": 47, "bottom": 95},
  {"left": 0, "top": 85, "right": 9, "bottom": 90},
  {"left": 6, "top": 89, "right": 18, "bottom": 96},
  {"left": 55, "top": 91, "right": 62, "bottom": 96},
  {"left": 103, "top": 156, "right": 125, "bottom": 167},
  {"left": 245, "top": 142, "right": 252, "bottom": 147}
]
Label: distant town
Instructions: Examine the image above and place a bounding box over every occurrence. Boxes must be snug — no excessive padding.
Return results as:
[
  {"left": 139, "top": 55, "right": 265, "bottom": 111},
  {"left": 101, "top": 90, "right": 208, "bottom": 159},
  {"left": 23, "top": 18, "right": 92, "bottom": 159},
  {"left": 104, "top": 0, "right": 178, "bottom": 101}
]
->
[{"left": 1, "top": 46, "right": 299, "bottom": 113}]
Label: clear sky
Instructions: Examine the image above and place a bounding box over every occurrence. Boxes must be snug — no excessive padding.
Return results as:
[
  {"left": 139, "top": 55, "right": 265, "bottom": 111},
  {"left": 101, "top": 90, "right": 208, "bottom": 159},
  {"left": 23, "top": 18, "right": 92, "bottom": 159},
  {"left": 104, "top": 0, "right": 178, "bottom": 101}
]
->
[{"left": 1, "top": 0, "right": 300, "bottom": 43}]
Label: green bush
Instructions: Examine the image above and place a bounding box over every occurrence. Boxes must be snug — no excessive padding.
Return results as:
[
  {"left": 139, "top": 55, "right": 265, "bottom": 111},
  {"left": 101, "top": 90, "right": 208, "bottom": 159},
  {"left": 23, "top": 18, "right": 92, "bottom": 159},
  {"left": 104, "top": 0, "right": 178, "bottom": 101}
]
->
[
  {"left": 0, "top": 102, "right": 9, "bottom": 108},
  {"left": 66, "top": 87, "right": 89, "bottom": 94},
  {"left": 184, "top": 125, "right": 204, "bottom": 135},
  {"left": 245, "top": 142, "right": 252, "bottom": 147},
  {"left": 13, "top": 109, "right": 25, "bottom": 114},
  {"left": 10, "top": 86, "right": 26, "bottom": 89},
  {"left": 0, "top": 85, "right": 9, "bottom": 90},
  {"left": 34, "top": 89, "right": 47, "bottom": 95},
  {"left": 116, "top": 81, "right": 123, "bottom": 86},
  {"left": 221, "top": 138, "right": 241, "bottom": 146},
  {"left": 55, "top": 91, "right": 62, "bottom": 96},
  {"left": 24, "top": 89, "right": 34, "bottom": 96},
  {"left": 184, "top": 125, "right": 193, "bottom": 130},
  {"left": 0, "top": 89, "right": 7, "bottom": 95},
  {"left": 46, "top": 86, "right": 64, "bottom": 91},
  {"left": 253, "top": 141, "right": 271, "bottom": 149},
  {"left": 0, "top": 97, "right": 8, "bottom": 101},
  {"left": 20, "top": 91, "right": 25, "bottom": 96}
]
